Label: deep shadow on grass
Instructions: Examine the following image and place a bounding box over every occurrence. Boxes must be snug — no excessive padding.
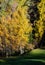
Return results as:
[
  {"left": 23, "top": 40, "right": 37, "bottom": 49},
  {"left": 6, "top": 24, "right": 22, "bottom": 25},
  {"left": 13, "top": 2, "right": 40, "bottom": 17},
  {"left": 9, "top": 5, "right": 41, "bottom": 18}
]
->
[
  {"left": 0, "top": 58, "right": 45, "bottom": 65},
  {"left": 0, "top": 49, "right": 45, "bottom": 65}
]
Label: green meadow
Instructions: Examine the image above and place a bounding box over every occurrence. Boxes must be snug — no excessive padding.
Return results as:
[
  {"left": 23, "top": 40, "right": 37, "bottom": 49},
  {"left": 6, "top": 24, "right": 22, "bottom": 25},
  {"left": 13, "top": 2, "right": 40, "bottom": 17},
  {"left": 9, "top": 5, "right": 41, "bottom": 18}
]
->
[{"left": 0, "top": 49, "right": 45, "bottom": 65}]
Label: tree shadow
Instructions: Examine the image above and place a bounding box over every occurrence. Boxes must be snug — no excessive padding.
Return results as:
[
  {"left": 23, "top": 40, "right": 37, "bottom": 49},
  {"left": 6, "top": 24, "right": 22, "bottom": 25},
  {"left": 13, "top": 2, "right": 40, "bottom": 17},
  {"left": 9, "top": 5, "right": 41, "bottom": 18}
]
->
[{"left": 0, "top": 57, "right": 45, "bottom": 65}]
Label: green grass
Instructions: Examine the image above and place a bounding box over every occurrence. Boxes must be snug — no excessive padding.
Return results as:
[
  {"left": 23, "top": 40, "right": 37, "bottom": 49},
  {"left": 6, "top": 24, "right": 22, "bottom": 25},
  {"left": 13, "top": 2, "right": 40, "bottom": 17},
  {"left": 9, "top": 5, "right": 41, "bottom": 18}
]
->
[{"left": 0, "top": 49, "right": 45, "bottom": 65}]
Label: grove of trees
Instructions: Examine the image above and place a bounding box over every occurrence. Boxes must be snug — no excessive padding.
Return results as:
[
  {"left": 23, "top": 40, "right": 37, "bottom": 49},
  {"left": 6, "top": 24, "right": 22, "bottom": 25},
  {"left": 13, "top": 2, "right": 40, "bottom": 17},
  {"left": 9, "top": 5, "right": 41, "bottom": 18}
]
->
[{"left": 0, "top": 0, "right": 45, "bottom": 57}]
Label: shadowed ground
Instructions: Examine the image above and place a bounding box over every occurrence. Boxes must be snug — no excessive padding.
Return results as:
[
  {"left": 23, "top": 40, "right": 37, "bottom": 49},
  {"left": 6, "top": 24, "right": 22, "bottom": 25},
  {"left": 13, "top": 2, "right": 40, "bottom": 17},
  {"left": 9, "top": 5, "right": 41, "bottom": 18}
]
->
[{"left": 0, "top": 49, "right": 45, "bottom": 65}]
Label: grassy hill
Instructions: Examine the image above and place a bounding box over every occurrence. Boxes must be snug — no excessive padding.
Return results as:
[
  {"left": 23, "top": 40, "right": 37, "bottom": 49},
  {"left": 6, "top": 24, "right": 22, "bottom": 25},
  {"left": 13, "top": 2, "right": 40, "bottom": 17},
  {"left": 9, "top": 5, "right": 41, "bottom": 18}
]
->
[{"left": 0, "top": 49, "right": 45, "bottom": 65}]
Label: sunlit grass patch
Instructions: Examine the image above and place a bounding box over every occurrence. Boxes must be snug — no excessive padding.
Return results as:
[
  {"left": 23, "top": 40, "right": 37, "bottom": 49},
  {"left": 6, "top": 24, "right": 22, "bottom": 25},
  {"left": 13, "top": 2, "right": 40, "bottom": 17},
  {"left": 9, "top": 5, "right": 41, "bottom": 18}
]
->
[
  {"left": 0, "top": 60, "right": 5, "bottom": 62},
  {"left": 30, "top": 49, "right": 45, "bottom": 55}
]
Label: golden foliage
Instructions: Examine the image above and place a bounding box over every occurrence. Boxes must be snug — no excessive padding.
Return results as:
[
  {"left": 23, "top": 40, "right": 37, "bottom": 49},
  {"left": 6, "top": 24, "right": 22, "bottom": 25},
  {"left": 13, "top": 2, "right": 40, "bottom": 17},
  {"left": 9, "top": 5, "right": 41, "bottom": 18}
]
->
[{"left": 0, "top": 0, "right": 32, "bottom": 51}]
